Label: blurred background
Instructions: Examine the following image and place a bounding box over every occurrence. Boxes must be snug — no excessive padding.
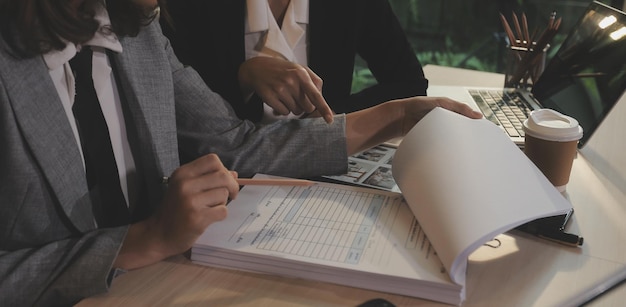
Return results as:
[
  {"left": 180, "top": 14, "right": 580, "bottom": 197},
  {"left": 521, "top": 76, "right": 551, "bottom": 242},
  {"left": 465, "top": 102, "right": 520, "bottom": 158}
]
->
[{"left": 352, "top": 0, "right": 626, "bottom": 92}]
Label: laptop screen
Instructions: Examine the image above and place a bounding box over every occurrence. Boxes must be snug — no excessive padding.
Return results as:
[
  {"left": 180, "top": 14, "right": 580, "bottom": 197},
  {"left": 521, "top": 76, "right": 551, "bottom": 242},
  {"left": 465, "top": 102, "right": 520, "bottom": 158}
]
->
[{"left": 532, "top": 1, "right": 626, "bottom": 147}]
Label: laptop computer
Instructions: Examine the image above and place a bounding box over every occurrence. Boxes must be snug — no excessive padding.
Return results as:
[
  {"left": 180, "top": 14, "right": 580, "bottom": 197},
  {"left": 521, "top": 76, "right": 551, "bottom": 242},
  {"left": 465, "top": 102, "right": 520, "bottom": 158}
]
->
[{"left": 428, "top": 1, "right": 626, "bottom": 148}]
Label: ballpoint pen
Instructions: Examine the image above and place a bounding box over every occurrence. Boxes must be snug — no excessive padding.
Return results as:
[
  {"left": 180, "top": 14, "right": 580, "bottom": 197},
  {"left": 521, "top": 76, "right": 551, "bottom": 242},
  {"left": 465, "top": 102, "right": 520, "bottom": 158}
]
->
[
  {"left": 161, "top": 176, "right": 315, "bottom": 186},
  {"left": 516, "top": 226, "right": 583, "bottom": 247},
  {"left": 537, "top": 229, "right": 584, "bottom": 247}
]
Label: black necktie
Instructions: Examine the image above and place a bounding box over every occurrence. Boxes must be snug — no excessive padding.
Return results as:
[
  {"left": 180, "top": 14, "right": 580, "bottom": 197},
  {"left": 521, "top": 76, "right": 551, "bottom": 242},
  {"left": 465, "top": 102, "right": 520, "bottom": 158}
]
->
[{"left": 70, "top": 47, "right": 129, "bottom": 228}]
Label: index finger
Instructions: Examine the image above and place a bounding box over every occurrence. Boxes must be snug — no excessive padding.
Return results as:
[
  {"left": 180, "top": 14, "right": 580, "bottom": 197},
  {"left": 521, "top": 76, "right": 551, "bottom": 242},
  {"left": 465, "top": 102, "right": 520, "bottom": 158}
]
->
[
  {"left": 301, "top": 67, "right": 334, "bottom": 124},
  {"left": 178, "top": 153, "right": 227, "bottom": 179}
]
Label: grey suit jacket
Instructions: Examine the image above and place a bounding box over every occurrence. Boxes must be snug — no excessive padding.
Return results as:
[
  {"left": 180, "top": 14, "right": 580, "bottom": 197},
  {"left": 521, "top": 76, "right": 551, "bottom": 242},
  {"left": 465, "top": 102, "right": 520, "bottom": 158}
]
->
[{"left": 0, "top": 21, "right": 347, "bottom": 306}]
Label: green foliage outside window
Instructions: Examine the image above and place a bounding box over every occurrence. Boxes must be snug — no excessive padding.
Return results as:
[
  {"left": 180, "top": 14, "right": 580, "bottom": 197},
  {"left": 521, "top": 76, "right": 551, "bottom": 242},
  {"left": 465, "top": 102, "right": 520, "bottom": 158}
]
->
[{"left": 352, "top": 0, "right": 620, "bottom": 93}]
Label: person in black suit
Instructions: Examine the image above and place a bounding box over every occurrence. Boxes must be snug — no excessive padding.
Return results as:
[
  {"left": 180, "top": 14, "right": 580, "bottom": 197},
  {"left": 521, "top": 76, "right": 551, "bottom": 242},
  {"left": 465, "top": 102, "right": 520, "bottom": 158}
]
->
[{"left": 163, "top": 0, "right": 429, "bottom": 122}]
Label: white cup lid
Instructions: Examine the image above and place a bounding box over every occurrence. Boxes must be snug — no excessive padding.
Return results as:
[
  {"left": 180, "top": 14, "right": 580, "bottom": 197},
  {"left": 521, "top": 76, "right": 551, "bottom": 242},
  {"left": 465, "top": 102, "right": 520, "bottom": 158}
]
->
[{"left": 523, "top": 109, "right": 583, "bottom": 142}]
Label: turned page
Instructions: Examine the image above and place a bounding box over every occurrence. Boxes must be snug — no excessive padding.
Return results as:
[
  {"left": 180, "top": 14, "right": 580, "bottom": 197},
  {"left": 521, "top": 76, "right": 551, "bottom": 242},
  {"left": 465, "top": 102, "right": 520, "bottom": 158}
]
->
[{"left": 391, "top": 107, "right": 573, "bottom": 284}]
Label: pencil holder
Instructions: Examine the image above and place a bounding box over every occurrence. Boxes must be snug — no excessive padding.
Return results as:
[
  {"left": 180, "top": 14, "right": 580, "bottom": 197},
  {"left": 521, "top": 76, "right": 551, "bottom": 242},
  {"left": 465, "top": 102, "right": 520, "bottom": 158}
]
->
[{"left": 504, "top": 44, "right": 548, "bottom": 89}]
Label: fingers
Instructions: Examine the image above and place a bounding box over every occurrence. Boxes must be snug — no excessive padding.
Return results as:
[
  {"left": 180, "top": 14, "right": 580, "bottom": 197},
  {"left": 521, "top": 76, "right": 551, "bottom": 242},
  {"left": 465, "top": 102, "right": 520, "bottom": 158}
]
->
[
  {"left": 260, "top": 66, "right": 328, "bottom": 119},
  {"left": 146, "top": 154, "right": 239, "bottom": 257},
  {"left": 301, "top": 67, "right": 333, "bottom": 124},
  {"left": 241, "top": 57, "right": 333, "bottom": 123},
  {"left": 260, "top": 81, "right": 303, "bottom": 116},
  {"left": 169, "top": 153, "right": 240, "bottom": 201},
  {"left": 306, "top": 66, "right": 324, "bottom": 92},
  {"left": 399, "top": 96, "right": 483, "bottom": 136},
  {"left": 437, "top": 97, "right": 483, "bottom": 119},
  {"left": 406, "top": 96, "right": 483, "bottom": 120},
  {"left": 195, "top": 189, "right": 229, "bottom": 224},
  {"left": 268, "top": 66, "right": 333, "bottom": 123}
]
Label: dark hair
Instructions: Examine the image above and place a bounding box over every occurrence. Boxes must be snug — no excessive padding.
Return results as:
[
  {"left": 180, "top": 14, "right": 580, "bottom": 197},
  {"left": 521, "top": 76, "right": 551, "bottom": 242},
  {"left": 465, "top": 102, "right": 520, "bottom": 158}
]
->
[{"left": 0, "top": 0, "right": 166, "bottom": 58}]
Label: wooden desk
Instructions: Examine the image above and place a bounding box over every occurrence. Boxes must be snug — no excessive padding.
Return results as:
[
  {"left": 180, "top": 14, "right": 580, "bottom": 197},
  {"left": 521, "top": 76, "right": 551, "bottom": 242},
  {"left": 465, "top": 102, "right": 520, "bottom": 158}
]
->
[{"left": 78, "top": 65, "right": 626, "bottom": 306}]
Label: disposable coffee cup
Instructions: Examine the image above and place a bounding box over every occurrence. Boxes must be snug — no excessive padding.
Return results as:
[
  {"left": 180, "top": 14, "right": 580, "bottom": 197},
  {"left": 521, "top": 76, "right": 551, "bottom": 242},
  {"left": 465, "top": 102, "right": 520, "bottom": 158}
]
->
[{"left": 523, "top": 109, "right": 583, "bottom": 192}]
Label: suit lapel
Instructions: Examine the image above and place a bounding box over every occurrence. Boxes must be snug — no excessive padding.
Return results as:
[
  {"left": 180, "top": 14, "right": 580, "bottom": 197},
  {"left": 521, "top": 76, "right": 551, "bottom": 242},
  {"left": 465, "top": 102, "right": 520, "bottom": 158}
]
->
[
  {"left": 3, "top": 55, "right": 95, "bottom": 232},
  {"left": 107, "top": 38, "right": 178, "bottom": 211}
]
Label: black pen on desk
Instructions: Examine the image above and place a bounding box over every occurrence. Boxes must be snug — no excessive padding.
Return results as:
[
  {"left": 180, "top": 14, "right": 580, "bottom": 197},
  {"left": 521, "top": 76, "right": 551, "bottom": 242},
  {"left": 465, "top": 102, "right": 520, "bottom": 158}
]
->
[{"left": 537, "top": 229, "right": 584, "bottom": 247}]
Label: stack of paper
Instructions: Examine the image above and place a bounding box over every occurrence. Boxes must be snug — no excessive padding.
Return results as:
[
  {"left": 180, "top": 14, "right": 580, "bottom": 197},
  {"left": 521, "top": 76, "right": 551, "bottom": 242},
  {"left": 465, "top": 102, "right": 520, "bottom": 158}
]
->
[{"left": 192, "top": 108, "right": 573, "bottom": 305}]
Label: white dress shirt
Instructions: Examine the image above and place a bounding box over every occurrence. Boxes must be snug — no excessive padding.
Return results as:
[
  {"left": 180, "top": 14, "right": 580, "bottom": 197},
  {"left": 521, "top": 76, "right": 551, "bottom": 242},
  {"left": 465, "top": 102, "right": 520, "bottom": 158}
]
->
[
  {"left": 245, "top": 0, "right": 309, "bottom": 121},
  {"left": 44, "top": 4, "right": 135, "bottom": 207}
]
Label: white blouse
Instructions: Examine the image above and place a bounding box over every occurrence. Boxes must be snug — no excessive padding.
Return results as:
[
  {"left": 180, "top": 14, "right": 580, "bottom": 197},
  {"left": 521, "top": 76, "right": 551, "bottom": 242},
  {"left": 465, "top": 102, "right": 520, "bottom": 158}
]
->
[{"left": 245, "top": 0, "right": 310, "bottom": 121}]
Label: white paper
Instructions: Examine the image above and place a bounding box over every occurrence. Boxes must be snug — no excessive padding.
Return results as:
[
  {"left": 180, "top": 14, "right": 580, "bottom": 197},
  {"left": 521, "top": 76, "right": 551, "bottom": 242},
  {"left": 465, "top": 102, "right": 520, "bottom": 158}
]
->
[{"left": 392, "top": 107, "right": 573, "bottom": 283}]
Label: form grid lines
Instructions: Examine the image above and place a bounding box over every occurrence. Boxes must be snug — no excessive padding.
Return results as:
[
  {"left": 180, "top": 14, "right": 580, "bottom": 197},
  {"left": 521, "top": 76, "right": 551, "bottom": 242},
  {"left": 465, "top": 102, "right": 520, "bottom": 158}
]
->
[{"left": 256, "top": 186, "right": 384, "bottom": 264}]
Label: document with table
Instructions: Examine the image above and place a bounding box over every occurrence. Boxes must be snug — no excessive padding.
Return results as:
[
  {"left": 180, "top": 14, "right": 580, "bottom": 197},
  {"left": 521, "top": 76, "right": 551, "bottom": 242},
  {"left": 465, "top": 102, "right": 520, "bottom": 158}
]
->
[{"left": 191, "top": 108, "right": 573, "bottom": 305}]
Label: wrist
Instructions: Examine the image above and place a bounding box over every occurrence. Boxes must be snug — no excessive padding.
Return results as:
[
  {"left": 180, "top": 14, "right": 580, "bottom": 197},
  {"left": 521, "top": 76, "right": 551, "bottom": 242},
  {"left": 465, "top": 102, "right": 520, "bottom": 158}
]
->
[
  {"left": 374, "top": 99, "right": 406, "bottom": 139},
  {"left": 114, "top": 219, "right": 171, "bottom": 270},
  {"left": 345, "top": 99, "right": 405, "bottom": 155},
  {"left": 387, "top": 99, "right": 406, "bottom": 138}
]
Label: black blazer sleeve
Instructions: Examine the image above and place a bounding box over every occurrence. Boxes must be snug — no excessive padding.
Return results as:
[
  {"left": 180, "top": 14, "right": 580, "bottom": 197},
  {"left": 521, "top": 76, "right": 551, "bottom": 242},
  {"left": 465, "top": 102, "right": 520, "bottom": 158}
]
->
[
  {"left": 162, "top": 0, "right": 263, "bottom": 121},
  {"left": 309, "top": 0, "right": 428, "bottom": 114}
]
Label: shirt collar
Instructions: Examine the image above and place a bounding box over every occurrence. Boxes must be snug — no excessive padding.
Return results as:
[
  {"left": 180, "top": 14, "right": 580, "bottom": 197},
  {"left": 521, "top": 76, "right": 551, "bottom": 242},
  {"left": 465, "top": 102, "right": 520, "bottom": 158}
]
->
[
  {"left": 292, "top": 0, "right": 308, "bottom": 24},
  {"left": 43, "top": 3, "right": 123, "bottom": 71},
  {"left": 246, "top": 0, "right": 309, "bottom": 33}
]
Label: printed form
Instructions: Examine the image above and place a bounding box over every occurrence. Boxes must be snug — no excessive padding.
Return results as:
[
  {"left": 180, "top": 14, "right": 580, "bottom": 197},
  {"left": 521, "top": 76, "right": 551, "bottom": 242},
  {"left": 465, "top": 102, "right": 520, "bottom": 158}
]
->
[{"left": 213, "top": 183, "right": 446, "bottom": 277}]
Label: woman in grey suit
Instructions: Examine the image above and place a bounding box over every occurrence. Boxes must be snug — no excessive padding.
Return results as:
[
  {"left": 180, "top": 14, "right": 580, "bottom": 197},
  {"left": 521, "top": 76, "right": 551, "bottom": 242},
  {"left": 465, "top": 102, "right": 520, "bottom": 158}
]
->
[{"left": 0, "top": 0, "right": 481, "bottom": 306}]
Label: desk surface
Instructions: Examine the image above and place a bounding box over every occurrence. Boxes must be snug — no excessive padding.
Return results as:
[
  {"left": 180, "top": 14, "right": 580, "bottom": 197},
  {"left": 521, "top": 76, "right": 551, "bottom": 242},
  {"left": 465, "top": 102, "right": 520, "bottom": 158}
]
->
[{"left": 78, "top": 65, "right": 626, "bottom": 307}]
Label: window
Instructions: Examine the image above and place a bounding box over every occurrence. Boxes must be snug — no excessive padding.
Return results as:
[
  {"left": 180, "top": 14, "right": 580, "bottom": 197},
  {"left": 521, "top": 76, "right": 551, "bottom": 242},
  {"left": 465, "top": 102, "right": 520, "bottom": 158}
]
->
[{"left": 352, "top": 0, "right": 625, "bottom": 92}]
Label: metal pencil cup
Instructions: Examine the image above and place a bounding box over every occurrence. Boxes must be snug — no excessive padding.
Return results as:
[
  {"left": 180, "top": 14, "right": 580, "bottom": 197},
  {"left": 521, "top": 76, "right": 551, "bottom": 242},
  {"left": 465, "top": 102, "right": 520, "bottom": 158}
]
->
[{"left": 504, "top": 44, "right": 548, "bottom": 89}]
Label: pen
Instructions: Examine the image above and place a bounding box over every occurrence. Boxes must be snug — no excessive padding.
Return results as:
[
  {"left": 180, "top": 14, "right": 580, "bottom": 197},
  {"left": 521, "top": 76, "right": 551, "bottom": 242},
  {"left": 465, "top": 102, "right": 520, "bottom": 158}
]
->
[
  {"left": 512, "top": 12, "right": 524, "bottom": 45},
  {"left": 537, "top": 229, "right": 584, "bottom": 247},
  {"left": 500, "top": 13, "right": 518, "bottom": 46},
  {"left": 510, "top": 11, "right": 561, "bottom": 85},
  {"left": 559, "top": 208, "right": 575, "bottom": 231},
  {"left": 522, "top": 13, "right": 531, "bottom": 45},
  {"left": 236, "top": 178, "right": 315, "bottom": 186},
  {"left": 548, "top": 10, "right": 557, "bottom": 29},
  {"left": 160, "top": 176, "right": 315, "bottom": 186},
  {"left": 559, "top": 265, "right": 626, "bottom": 306}
]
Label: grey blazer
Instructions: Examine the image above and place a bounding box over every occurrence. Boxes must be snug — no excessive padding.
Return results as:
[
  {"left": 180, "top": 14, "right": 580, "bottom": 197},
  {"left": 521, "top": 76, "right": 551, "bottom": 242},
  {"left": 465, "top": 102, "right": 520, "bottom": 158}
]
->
[{"left": 0, "top": 21, "right": 347, "bottom": 306}]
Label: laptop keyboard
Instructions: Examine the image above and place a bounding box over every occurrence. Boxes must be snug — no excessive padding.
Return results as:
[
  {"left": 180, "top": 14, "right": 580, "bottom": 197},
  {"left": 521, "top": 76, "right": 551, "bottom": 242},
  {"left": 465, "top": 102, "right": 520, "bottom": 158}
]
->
[{"left": 468, "top": 89, "right": 533, "bottom": 137}]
